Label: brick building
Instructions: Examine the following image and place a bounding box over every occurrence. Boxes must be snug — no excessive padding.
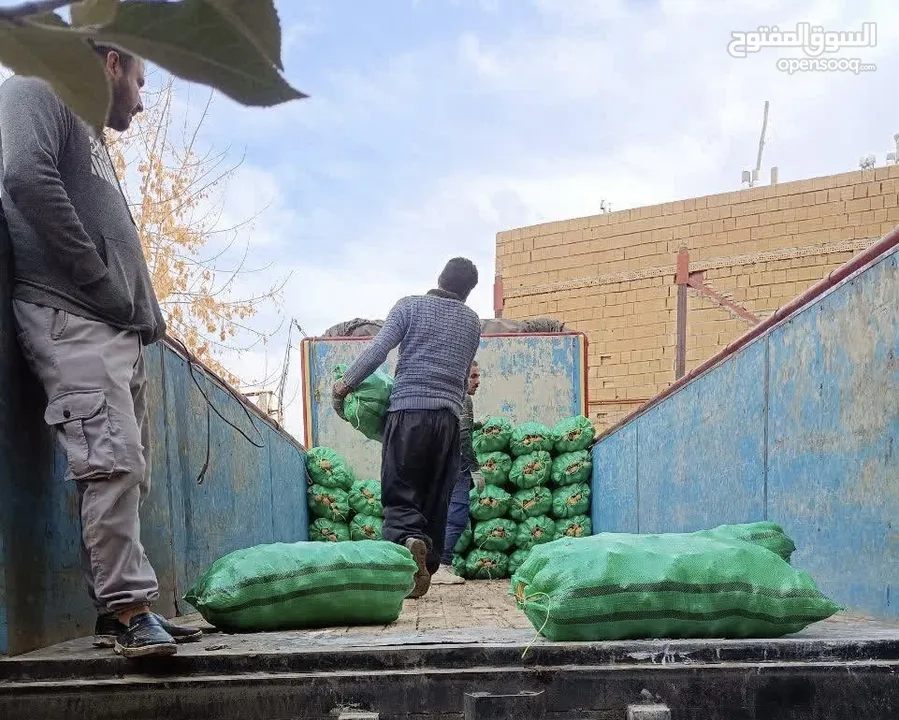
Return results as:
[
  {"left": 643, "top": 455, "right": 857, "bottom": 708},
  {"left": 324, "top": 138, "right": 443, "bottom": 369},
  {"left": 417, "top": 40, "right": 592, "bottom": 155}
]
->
[{"left": 495, "top": 166, "right": 899, "bottom": 431}]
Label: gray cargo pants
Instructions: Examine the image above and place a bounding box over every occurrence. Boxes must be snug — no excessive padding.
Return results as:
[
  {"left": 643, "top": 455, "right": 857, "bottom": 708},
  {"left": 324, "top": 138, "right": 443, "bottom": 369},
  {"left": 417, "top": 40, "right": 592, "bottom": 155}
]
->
[{"left": 13, "top": 300, "right": 159, "bottom": 614}]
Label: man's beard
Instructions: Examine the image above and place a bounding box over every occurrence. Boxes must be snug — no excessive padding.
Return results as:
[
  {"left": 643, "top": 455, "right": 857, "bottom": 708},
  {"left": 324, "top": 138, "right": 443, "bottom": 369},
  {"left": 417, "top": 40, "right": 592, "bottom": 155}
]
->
[{"left": 108, "top": 91, "right": 131, "bottom": 131}]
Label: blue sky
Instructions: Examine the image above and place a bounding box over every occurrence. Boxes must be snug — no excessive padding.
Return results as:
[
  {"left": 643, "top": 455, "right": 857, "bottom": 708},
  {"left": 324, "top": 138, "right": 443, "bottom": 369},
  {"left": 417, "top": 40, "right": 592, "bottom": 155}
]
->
[{"left": 4, "top": 0, "right": 899, "bottom": 438}]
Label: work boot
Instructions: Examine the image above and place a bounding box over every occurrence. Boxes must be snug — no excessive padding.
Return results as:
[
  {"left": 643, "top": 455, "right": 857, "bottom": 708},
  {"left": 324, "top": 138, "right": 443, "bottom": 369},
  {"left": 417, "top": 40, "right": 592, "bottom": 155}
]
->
[
  {"left": 113, "top": 613, "right": 178, "bottom": 658},
  {"left": 430, "top": 564, "right": 465, "bottom": 585},
  {"left": 94, "top": 612, "right": 202, "bottom": 648},
  {"left": 405, "top": 537, "right": 431, "bottom": 599}
]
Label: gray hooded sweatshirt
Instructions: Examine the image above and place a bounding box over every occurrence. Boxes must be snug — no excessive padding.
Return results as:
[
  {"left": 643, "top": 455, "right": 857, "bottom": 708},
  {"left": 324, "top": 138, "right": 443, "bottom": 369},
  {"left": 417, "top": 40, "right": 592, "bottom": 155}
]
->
[{"left": 0, "top": 75, "right": 165, "bottom": 345}]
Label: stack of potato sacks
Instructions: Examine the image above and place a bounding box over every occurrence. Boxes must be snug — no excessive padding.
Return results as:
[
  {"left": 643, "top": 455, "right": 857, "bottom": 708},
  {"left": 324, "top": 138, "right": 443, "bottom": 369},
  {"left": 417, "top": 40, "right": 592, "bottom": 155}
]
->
[
  {"left": 452, "top": 415, "right": 595, "bottom": 580},
  {"left": 304, "top": 447, "right": 385, "bottom": 543}
]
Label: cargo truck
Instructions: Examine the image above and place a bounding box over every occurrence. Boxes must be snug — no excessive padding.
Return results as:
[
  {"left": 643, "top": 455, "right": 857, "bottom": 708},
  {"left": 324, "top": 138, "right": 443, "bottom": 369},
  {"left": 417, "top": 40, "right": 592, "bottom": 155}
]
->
[{"left": 1, "top": 228, "right": 898, "bottom": 719}]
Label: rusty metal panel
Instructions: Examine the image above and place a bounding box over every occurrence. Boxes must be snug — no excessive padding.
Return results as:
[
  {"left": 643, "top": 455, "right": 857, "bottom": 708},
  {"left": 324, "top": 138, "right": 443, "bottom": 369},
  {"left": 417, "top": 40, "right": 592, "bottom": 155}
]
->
[
  {"left": 636, "top": 338, "right": 768, "bottom": 534},
  {"left": 266, "top": 423, "right": 310, "bottom": 543},
  {"left": 767, "top": 247, "right": 899, "bottom": 617},
  {"left": 591, "top": 422, "right": 638, "bottom": 533},
  {"left": 590, "top": 244, "right": 899, "bottom": 620},
  {"left": 301, "top": 333, "right": 588, "bottom": 479},
  {"left": 161, "top": 350, "right": 288, "bottom": 608}
]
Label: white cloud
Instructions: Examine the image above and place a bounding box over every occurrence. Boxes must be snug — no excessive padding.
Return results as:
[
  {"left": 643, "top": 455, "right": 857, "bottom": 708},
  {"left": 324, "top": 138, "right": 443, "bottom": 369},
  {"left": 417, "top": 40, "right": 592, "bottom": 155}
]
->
[{"left": 458, "top": 33, "right": 505, "bottom": 79}]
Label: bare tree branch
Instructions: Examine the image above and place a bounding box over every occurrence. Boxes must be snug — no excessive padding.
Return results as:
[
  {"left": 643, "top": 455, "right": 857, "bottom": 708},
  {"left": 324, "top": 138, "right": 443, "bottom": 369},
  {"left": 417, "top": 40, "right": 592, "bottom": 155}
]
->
[{"left": 106, "top": 77, "right": 289, "bottom": 386}]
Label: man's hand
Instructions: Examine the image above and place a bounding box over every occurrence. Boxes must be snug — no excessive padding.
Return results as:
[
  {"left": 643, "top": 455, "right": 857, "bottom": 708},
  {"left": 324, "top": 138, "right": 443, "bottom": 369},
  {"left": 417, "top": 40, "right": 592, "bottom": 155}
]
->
[
  {"left": 332, "top": 380, "right": 350, "bottom": 420},
  {"left": 471, "top": 471, "right": 486, "bottom": 493}
]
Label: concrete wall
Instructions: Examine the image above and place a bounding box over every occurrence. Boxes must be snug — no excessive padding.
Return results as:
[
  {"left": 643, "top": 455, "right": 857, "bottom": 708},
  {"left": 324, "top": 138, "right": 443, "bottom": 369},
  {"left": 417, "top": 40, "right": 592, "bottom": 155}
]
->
[
  {"left": 590, "top": 241, "right": 899, "bottom": 619},
  {"left": 0, "top": 235, "right": 309, "bottom": 656},
  {"left": 302, "top": 333, "right": 588, "bottom": 479},
  {"left": 497, "top": 166, "right": 899, "bottom": 431}
]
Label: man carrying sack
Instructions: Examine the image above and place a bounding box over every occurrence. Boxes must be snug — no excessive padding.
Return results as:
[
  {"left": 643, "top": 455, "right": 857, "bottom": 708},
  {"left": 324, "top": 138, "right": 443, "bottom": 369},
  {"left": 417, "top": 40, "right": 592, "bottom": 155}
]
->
[{"left": 332, "top": 257, "right": 481, "bottom": 599}]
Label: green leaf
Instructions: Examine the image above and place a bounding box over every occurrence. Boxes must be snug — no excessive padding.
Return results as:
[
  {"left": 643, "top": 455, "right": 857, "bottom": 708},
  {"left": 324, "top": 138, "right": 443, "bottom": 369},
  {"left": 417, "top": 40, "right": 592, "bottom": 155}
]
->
[
  {"left": 203, "top": 0, "right": 284, "bottom": 70},
  {"left": 28, "top": 13, "right": 70, "bottom": 28},
  {"left": 71, "top": 0, "right": 119, "bottom": 28},
  {"left": 0, "top": 20, "right": 111, "bottom": 132},
  {"left": 88, "top": 0, "right": 306, "bottom": 107}
]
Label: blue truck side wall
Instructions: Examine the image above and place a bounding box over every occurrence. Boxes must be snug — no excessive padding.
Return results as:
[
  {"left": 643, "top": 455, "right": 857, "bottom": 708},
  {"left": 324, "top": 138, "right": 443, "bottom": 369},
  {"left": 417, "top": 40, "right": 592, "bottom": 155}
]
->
[
  {"left": 303, "top": 333, "right": 587, "bottom": 479},
  {"left": 0, "top": 239, "right": 309, "bottom": 656},
  {"left": 592, "top": 245, "right": 899, "bottom": 619}
]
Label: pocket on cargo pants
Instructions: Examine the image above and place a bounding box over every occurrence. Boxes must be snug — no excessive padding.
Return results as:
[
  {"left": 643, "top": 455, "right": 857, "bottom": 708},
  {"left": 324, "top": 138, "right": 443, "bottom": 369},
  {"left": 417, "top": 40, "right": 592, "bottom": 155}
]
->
[{"left": 44, "top": 390, "right": 117, "bottom": 481}]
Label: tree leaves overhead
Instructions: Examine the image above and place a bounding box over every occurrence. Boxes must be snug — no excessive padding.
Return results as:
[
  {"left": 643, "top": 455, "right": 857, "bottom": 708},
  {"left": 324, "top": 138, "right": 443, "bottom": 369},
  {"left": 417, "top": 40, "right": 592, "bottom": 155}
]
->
[
  {"left": 89, "top": 0, "right": 304, "bottom": 107},
  {"left": 70, "top": 0, "right": 119, "bottom": 27},
  {"left": 0, "top": 0, "right": 304, "bottom": 130},
  {"left": 204, "top": 0, "right": 284, "bottom": 70},
  {"left": 0, "top": 18, "right": 111, "bottom": 132}
]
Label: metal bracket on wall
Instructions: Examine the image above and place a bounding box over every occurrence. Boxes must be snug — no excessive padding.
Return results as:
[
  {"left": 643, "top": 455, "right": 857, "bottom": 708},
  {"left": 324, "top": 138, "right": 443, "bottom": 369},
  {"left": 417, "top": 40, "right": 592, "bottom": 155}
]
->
[
  {"left": 675, "top": 247, "right": 761, "bottom": 379},
  {"left": 493, "top": 273, "right": 504, "bottom": 318}
]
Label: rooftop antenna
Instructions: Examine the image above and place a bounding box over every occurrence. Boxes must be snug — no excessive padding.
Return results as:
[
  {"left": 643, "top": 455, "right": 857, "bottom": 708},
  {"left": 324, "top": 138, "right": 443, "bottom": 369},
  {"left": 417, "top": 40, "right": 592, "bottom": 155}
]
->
[
  {"left": 742, "top": 100, "right": 770, "bottom": 188},
  {"left": 886, "top": 133, "right": 899, "bottom": 165}
]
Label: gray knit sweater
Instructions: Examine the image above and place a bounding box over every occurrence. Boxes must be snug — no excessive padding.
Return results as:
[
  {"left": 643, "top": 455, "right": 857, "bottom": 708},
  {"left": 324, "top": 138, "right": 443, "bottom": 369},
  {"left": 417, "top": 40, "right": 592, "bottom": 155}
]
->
[{"left": 341, "top": 293, "right": 481, "bottom": 417}]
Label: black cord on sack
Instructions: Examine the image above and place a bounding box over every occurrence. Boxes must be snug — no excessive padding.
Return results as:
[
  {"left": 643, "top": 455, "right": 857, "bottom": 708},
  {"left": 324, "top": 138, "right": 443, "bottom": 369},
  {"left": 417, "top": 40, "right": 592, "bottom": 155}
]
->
[{"left": 166, "top": 335, "right": 266, "bottom": 484}]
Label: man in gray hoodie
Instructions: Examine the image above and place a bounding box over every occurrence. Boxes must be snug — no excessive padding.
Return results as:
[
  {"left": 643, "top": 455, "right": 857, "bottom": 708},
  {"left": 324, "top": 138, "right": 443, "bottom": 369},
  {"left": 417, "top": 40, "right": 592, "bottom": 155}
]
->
[{"left": 0, "top": 43, "right": 200, "bottom": 657}]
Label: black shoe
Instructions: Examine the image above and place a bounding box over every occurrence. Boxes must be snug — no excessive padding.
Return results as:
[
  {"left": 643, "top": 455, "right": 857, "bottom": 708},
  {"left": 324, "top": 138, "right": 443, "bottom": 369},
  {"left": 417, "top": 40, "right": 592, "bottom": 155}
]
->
[
  {"left": 112, "top": 613, "right": 177, "bottom": 658},
  {"left": 94, "top": 612, "right": 202, "bottom": 648}
]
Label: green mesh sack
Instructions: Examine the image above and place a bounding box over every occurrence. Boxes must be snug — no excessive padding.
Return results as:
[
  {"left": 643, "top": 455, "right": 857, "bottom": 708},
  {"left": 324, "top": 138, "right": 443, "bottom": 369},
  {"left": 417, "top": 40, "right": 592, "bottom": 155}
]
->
[
  {"left": 477, "top": 451, "right": 513, "bottom": 487},
  {"left": 452, "top": 553, "right": 469, "bottom": 579},
  {"left": 509, "top": 422, "right": 555, "bottom": 457},
  {"left": 334, "top": 364, "right": 394, "bottom": 442},
  {"left": 515, "top": 516, "right": 557, "bottom": 551},
  {"left": 551, "top": 450, "right": 593, "bottom": 486},
  {"left": 309, "top": 518, "right": 351, "bottom": 543},
  {"left": 184, "top": 540, "right": 417, "bottom": 631},
  {"left": 507, "top": 548, "right": 531, "bottom": 575},
  {"left": 510, "top": 532, "right": 842, "bottom": 642},
  {"left": 348, "top": 479, "right": 383, "bottom": 516},
  {"left": 508, "top": 486, "right": 553, "bottom": 522},
  {"left": 555, "top": 514, "right": 592, "bottom": 540},
  {"left": 508, "top": 451, "right": 552, "bottom": 489},
  {"left": 472, "top": 416, "right": 513, "bottom": 454},
  {"left": 308, "top": 485, "right": 351, "bottom": 522},
  {"left": 454, "top": 522, "right": 473, "bottom": 554},
  {"left": 552, "top": 415, "right": 596, "bottom": 454},
  {"left": 350, "top": 514, "right": 384, "bottom": 541},
  {"left": 473, "top": 519, "right": 518, "bottom": 552},
  {"left": 551, "top": 483, "right": 590, "bottom": 519},
  {"left": 694, "top": 521, "right": 796, "bottom": 563},
  {"left": 465, "top": 550, "right": 510, "bottom": 580},
  {"left": 469, "top": 485, "right": 512, "bottom": 521},
  {"left": 305, "top": 447, "right": 355, "bottom": 491}
]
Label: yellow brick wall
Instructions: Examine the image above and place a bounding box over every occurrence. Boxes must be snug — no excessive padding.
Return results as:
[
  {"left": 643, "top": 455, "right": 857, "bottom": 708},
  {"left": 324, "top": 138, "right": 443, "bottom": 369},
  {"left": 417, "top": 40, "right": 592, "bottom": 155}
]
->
[{"left": 496, "top": 166, "right": 899, "bottom": 432}]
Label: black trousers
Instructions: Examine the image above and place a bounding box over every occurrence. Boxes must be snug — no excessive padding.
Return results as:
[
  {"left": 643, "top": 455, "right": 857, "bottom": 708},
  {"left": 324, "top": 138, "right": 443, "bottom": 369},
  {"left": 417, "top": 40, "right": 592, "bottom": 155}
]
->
[{"left": 381, "top": 409, "right": 460, "bottom": 573}]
